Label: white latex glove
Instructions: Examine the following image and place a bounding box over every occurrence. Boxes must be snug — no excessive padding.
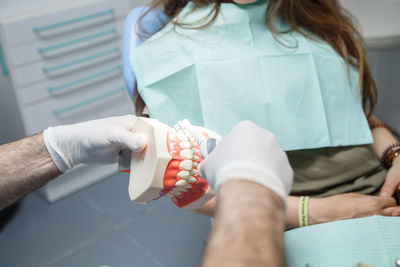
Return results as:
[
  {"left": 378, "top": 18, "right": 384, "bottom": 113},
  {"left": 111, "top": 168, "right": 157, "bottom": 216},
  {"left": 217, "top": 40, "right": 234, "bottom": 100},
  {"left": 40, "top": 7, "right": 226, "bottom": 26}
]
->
[
  {"left": 199, "top": 121, "right": 293, "bottom": 200},
  {"left": 43, "top": 115, "right": 147, "bottom": 172}
]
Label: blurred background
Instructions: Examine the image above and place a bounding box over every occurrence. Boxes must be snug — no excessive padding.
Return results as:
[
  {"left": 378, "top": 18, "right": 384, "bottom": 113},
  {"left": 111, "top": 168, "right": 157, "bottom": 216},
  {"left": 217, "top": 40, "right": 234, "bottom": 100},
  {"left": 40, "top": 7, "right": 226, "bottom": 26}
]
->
[{"left": 0, "top": 0, "right": 399, "bottom": 266}]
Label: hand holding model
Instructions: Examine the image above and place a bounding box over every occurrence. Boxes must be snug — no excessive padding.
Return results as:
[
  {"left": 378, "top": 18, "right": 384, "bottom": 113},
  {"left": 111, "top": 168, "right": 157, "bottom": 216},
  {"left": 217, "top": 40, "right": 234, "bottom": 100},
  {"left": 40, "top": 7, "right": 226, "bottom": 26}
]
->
[
  {"left": 43, "top": 115, "right": 147, "bottom": 172},
  {"left": 199, "top": 121, "right": 293, "bottom": 200}
]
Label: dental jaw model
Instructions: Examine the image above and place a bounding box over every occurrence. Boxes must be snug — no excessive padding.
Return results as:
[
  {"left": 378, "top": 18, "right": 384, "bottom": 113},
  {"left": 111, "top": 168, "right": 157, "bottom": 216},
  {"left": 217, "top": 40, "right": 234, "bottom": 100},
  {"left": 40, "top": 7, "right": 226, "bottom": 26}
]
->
[{"left": 128, "top": 118, "right": 220, "bottom": 209}]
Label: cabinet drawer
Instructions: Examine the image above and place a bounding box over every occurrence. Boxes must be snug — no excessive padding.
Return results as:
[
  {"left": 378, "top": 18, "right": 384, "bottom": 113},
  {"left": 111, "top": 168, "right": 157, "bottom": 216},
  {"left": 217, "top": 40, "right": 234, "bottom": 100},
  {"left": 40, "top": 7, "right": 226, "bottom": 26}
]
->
[
  {"left": 22, "top": 79, "right": 134, "bottom": 134},
  {"left": 18, "top": 62, "right": 123, "bottom": 105},
  {"left": 0, "top": 0, "right": 131, "bottom": 47},
  {"left": 12, "top": 42, "right": 122, "bottom": 88},
  {"left": 7, "top": 19, "right": 124, "bottom": 68}
]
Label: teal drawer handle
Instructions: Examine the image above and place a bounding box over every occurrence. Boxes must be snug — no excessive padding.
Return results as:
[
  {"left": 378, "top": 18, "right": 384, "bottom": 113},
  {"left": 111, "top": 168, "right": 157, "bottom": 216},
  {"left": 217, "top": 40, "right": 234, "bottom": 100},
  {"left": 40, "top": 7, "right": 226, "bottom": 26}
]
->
[
  {"left": 48, "top": 64, "right": 122, "bottom": 93},
  {"left": 0, "top": 42, "right": 9, "bottom": 76},
  {"left": 33, "top": 9, "right": 114, "bottom": 33},
  {"left": 42, "top": 47, "right": 119, "bottom": 73},
  {"left": 52, "top": 86, "right": 125, "bottom": 115},
  {"left": 38, "top": 28, "right": 117, "bottom": 53}
]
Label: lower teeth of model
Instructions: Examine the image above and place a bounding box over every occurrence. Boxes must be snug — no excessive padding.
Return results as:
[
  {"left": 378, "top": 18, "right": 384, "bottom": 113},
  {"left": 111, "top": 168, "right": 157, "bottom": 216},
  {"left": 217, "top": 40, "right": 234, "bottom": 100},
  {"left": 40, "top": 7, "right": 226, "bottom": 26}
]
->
[
  {"left": 179, "top": 141, "right": 192, "bottom": 149},
  {"left": 188, "top": 176, "right": 197, "bottom": 183},
  {"left": 169, "top": 176, "right": 198, "bottom": 198},
  {"left": 175, "top": 179, "right": 187, "bottom": 187}
]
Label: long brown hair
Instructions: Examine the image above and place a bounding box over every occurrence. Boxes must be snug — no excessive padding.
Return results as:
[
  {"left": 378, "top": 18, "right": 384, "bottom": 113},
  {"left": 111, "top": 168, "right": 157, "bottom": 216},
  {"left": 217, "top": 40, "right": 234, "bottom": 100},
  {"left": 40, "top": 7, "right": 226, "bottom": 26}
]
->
[{"left": 135, "top": 0, "right": 377, "bottom": 118}]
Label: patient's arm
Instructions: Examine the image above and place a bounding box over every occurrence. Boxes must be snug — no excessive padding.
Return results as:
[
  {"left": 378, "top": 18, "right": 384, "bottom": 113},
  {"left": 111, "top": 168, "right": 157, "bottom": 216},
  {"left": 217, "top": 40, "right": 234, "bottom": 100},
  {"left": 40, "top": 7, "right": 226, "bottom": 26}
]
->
[
  {"left": 368, "top": 114, "right": 400, "bottom": 200},
  {"left": 193, "top": 197, "right": 216, "bottom": 216},
  {"left": 287, "top": 193, "right": 400, "bottom": 229},
  {"left": 369, "top": 114, "right": 399, "bottom": 156},
  {"left": 194, "top": 193, "right": 400, "bottom": 229}
]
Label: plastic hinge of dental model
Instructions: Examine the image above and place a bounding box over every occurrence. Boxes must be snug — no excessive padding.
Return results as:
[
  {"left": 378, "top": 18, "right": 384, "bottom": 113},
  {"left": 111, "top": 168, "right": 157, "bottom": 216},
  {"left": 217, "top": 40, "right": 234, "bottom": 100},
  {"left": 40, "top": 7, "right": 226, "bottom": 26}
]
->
[{"left": 164, "top": 127, "right": 201, "bottom": 198}]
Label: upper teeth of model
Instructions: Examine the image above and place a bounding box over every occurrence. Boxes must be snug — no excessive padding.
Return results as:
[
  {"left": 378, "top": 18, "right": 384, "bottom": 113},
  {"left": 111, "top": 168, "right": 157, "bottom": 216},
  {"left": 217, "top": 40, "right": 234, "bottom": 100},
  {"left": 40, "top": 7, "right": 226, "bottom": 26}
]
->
[
  {"left": 180, "top": 149, "right": 194, "bottom": 160},
  {"left": 180, "top": 160, "right": 193, "bottom": 171},
  {"left": 177, "top": 132, "right": 188, "bottom": 141},
  {"left": 169, "top": 127, "right": 201, "bottom": 197},
  {"left": 179, "top": 141, "right": 192, "bottom": 149}
]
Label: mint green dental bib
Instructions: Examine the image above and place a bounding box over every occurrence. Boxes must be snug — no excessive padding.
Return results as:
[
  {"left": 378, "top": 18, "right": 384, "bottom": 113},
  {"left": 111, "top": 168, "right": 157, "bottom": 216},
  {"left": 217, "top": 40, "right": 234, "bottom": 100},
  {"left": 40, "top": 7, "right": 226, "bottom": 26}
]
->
[{"left": 131, "top": 1, "right": 373, "bottom": 150}]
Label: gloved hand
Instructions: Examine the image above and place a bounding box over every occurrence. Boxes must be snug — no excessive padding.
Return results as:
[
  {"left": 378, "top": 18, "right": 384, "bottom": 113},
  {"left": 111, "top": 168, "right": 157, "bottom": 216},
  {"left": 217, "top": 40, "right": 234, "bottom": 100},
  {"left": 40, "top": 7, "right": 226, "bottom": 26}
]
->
[
  {"left": 199, "top": 121, "right": 293, "bottom": 200},
  {"left": 43, "top": 115, "right": 147, "bottom": 172}
]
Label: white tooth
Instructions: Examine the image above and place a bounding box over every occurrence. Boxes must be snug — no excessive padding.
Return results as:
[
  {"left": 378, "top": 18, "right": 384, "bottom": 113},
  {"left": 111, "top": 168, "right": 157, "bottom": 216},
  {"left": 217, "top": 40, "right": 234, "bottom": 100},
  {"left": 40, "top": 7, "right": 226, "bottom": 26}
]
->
[
  {"left": 193, "top": 155, "right": 199, "bottom": 161},
  {"left": 177, "top": 132, "right": 188, "bottom": 141},
  {"left": 192, "top": 148, "right": 200, "bottom": 154},
  {"left": 188, "top": 176, "right": 197, "bottom": 183},
  {"left": 192, "top": 162, "right": 198, "bottom": 168},
  {"left": 184, "top": 184, "right": 192, "bottom": 189},
  {"left": 179, "top": 141, "right": 192, "bottom": 149},
  {"left": 189, "top": 136, "right": 196, "bottom": 142},
  {"left": 191, "top": 169, "right": 199, "bottom": 176},
  {"left": 180, "top": 188, "right": 187, "bottom": 192},
  {"left": 190, "top": 141, "right": 197, "bottom": 146},
  {"left": 175, "top": 179, "right": 187, "bottom": 187},
  {"left": 184, "top": 129, "right": 192, "bottom": 136},
  {"left": 177, "top": 171, "right": 190, "bottom": 179},
  {"left": 180, "top": 160, "right": 193, "bottom": 170},
  {"left": 180, "top": 149, "right": 194, "bottom": 159}
]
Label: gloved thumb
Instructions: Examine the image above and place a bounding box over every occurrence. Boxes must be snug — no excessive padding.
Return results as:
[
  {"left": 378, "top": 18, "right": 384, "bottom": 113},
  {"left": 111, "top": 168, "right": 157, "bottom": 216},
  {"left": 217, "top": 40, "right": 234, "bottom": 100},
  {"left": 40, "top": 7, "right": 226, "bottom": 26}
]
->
[{"left": 117, "top": 132, "right": 148, "bottom": 152}]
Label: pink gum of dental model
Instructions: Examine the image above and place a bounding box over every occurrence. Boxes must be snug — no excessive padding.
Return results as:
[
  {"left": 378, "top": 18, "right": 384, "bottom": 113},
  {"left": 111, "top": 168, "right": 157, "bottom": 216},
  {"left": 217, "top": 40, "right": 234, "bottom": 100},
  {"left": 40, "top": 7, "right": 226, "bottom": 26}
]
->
[{"left": 128, "top": 118, "right": 218, "bottom": 209}]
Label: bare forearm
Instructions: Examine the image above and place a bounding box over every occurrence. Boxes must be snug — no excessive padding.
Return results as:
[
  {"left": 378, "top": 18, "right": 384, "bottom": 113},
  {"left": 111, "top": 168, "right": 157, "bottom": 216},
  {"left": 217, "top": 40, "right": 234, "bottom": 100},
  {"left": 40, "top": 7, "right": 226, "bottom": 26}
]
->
[
  {"left": 195, "top": 195, "right": 300, "bottom": 230},
  {"left": 201, "top": 180, "right": 285, "bottom": 267},
  {"left": 0, "top": 133, "right": 61, "bottom": 210},
  {"left": 369, "top": 114, "right": 399, "bottom": 156},
  {"left": 194, "top": 197, "right": 216, "bottom": 216}
]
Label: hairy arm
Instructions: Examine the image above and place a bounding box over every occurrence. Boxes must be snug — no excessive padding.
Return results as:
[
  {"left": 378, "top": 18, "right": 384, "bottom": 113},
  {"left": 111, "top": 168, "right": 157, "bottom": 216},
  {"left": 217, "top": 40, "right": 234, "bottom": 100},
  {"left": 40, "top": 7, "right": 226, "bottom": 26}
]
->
[
  {"left": 201, "top": 180, "right": 285, "bottom": 267},
  {"left": 0, "top": 133, "right": 61, "bottom": 210}
]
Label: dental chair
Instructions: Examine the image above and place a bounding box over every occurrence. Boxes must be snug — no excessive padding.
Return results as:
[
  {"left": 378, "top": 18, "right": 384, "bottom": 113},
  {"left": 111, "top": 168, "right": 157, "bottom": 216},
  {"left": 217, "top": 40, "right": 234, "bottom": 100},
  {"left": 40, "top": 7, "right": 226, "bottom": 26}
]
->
[
  {"left": 122, "top": 7, "right": 400, "bottom": 267},
  {"left": 122, "top": 6, "right": 168, "bottom": 99}
]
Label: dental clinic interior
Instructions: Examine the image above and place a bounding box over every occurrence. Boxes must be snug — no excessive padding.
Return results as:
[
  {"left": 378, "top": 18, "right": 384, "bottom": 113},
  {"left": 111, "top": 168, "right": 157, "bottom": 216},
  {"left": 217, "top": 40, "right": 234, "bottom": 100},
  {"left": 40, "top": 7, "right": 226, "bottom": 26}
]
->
[{"left": 0, "top": 0, "right": 400, "bottom": 266}]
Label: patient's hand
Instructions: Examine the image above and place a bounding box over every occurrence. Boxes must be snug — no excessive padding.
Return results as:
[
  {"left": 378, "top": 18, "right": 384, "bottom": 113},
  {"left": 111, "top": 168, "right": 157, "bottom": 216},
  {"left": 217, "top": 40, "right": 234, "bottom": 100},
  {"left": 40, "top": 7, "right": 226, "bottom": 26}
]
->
[
  {"left": 308, "top": 193, "right": 400, "bottom": 225},
  {"left": 195, "top": 193, "right": 400, "bottom": 229},
  {"left": 380, "top": 158, "right": 400, "bottom": 212}
]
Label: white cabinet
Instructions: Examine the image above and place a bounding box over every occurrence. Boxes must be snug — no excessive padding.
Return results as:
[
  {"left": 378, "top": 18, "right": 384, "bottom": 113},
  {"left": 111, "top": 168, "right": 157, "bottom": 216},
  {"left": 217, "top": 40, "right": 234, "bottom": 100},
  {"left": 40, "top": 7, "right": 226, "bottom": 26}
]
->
[{"left": 0, "top": 0, "right": 143, "bottom": 202}]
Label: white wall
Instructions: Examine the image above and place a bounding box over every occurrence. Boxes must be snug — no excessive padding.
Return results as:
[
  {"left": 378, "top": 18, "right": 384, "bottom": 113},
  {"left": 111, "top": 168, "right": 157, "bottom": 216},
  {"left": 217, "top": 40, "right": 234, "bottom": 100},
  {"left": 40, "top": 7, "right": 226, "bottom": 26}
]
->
[{"left": 368, "top": 48, "right": 400, "bottom": 135}]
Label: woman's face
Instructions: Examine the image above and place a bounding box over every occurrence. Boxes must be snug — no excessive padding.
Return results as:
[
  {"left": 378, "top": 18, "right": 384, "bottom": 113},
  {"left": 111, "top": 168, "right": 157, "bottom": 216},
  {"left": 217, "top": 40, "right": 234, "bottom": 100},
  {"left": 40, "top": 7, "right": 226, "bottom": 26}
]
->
[{"left": 232, "top": 0, "right": 258, "bottom": 4}]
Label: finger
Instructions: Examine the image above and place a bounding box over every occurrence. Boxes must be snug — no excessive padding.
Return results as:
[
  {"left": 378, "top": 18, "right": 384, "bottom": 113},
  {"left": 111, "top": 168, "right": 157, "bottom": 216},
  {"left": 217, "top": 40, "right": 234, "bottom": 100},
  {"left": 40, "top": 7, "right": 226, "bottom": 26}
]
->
[
  {"left": 380, "top": 169, "right": 400, "bottom": 197},
  {"left": 117, "top": 132, "right": 148, "bottom": 152},
  {"left": 391, "top": 207, "right": 400, "bottom": 216},
  {"left": 382, "top": 206, "right": 400, "bottom": 216},
  {"left": 378, "top": 196, "right": 397, "bottom": 208}
]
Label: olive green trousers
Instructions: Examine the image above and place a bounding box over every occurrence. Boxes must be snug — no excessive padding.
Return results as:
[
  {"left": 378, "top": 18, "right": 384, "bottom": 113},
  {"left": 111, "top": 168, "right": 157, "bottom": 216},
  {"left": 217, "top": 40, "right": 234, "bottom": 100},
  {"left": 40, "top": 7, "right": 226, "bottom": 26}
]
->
[{"left": 288, "top": 145, "right": 386, "bottom": 198}]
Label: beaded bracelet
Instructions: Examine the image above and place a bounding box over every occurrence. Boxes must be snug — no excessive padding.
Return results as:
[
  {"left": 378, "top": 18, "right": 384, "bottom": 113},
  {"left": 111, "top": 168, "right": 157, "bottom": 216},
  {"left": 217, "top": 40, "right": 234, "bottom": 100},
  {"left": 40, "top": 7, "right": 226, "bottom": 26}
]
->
[
  {"left": 298, "top": 196, "right": 309, "bottom": 227},
  {"left": 380, "top": 142, "right": 400, "bottom": 169}
]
